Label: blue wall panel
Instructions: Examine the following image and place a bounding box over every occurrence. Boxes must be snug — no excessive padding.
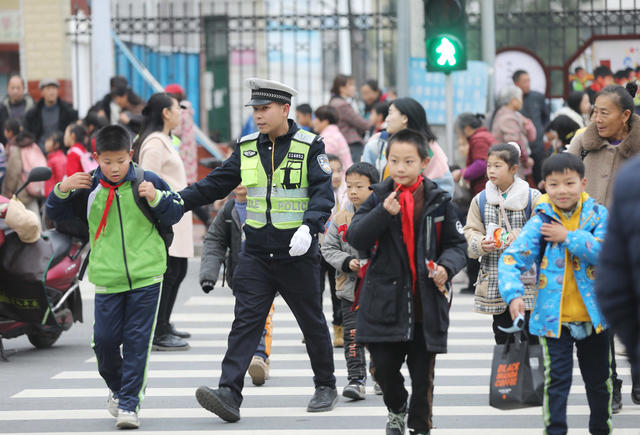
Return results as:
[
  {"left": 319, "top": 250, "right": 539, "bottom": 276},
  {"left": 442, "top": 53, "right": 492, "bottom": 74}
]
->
[{"left": 115, "top": 43, "right": 200, "bottom": 126}]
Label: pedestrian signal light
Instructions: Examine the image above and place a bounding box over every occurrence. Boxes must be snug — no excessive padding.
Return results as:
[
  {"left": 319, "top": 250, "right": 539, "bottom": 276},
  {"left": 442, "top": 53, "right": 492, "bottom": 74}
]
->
[
  {"left": 423, "top": 0, "right": 467, "bottom": 73},
  {"left": 426, "top": 34, "right": 465, "bottom": 72}
]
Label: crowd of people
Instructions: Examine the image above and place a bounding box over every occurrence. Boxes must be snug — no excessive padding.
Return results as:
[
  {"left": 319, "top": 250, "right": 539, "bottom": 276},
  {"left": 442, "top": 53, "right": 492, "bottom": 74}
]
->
[{"left": 1, "top": 67, "right": 639, "bottom": 435}]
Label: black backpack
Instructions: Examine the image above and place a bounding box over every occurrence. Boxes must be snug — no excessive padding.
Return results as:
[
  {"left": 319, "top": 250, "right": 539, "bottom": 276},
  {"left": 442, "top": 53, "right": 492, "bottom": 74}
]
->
[{"left": 130, "top": 164, "right": 174, "bottom": 249}]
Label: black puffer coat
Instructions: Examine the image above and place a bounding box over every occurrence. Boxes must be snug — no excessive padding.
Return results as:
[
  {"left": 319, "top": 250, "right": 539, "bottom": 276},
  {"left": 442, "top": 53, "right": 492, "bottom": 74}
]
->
[{"left": 346, "top": 177, "right": 467, "bottom": 353}]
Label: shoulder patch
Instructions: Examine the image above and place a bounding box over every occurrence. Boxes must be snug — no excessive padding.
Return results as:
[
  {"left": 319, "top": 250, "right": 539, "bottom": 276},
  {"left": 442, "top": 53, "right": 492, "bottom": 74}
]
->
[
  {"left": 238, "top": 132, "right": 260, "bottom": 143},
  {"left": 317, "top": 154, "right": 332, "bottom": 174},
  {"left": 292, "top": 129, "right": 316, "bottom": 145},
  {"left": 243, "top": 150, "right": 258, "bottom": 158},
  {"left": 455, "top": 220, "right": 464, "bottom": 234}
]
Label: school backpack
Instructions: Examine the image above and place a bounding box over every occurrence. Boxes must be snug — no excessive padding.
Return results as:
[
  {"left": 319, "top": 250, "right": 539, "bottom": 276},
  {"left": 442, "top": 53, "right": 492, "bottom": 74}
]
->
[
  {"left": 130, "top": 164, "right": 174, "bottom": 249},
  {"left": 68, "top": 145, "right": 98, "bottom": 172},
  {"left": 20, "top": 143, "right": 47, "bottom": 197},
  {"left": 478, "top": 188, "right": 533, "bottom": 225}
]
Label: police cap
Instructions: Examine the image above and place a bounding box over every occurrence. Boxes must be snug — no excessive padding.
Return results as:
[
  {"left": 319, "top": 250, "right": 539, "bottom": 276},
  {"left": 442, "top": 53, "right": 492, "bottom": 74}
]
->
[{"left": 244, "top": 78, "right": 298, "bottom": 106}]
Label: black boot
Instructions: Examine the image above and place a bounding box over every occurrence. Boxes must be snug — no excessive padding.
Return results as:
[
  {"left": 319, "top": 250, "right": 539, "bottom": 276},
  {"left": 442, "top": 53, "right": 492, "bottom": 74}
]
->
[
  {"left": 306, "top": 386, "right": 338, "bottom": 412},
  {"left": 632, "top": 381, "right": 640, "bottom": 405},
  {"left": 612, "top": 378, "right": 623, "bottom": 414},
  {"left": 169, "top": 322, "right": 191, "bottom": 339},
  {"left": 195, "top": 386, "right": 241, "bottom": 422}
]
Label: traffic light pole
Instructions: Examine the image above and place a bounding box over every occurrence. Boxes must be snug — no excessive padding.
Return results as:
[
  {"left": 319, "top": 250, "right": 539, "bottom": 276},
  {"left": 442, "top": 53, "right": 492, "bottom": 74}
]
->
[{"left": 445, "top": 73, "right": 454, "bottom": 161}]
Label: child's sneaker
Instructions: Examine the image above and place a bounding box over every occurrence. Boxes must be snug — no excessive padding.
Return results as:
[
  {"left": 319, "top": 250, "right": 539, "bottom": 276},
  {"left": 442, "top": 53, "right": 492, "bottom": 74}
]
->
[
  {"left": 374, "top": 382, "right": 383, "bottom": 395},
  {"left": 385, "top": 405, "right": 407, "bottom": 434},
  {"left": 107, "top": 391, "right": 119, "bottom": 417},
  {"left": 342, "top": 381, "right": 366, "bottom": 400},
  {"left": 116, "top": 409, "right": 139, "bottom": 429},
  {"left": 248, "top": 356, "right": 270, "bottom": 386}
]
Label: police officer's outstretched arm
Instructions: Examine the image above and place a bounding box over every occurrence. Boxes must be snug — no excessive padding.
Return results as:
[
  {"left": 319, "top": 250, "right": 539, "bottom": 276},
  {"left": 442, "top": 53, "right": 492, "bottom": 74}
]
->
[
  {"left": 178, "top": 146, "right": 243, "bottom": 212},
  {"left": 302, "top": 136, "right": 335, "bottom": 235}
]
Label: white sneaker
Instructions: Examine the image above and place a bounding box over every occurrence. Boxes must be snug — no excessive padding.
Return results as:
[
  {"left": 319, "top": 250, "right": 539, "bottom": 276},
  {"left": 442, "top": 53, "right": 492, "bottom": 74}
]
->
[
  {"left": 107, "top": 391, "right": 119, "bottom": 417},
  {"left": 116, "top": 409, "right": 139, "bottom": 429}
]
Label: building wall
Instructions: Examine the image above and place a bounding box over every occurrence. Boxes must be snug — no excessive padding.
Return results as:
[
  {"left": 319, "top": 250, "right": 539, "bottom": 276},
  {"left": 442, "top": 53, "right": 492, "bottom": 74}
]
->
[{"left": 22, "top": 0, "right": 72, "bottom": 101}]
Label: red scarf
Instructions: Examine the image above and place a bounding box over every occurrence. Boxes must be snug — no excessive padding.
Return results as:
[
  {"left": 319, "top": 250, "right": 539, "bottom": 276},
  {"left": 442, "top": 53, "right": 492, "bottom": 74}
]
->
[
  {"left": 94, "top": 179, "right": 124, "bottom": 242},
  {"left": 396, "top": 175, "right": 423, "bottom": 293}
]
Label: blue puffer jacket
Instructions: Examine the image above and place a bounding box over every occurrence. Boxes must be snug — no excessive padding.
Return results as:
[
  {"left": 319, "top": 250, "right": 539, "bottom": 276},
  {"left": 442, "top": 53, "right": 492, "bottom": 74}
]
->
[{"left": 498, "top": 194, "right": 608, "bottom": 338}]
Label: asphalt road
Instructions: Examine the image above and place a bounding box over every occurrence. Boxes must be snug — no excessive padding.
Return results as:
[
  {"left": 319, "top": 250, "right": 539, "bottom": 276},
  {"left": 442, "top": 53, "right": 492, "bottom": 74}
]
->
[{"left": 1, "top": 258, "right": 638, "bottom": 434}]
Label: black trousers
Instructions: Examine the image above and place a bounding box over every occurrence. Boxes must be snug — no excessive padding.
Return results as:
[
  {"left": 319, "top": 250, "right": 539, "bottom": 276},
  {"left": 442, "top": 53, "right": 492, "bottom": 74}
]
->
[
  {"left": 319, "top": 257, "right": 342, "bottom": 326},
  {"left": 155, "top": 256, "right": 187, "bottom": 334},
  {"left": 219, "top": 251, "right": 336, "bottom": 403},
  {"left": 341, "top": 299, "right": 367, "bottom": 382},
  {"left": 368, "top": 325, "right": 436, "bottom": 432}
]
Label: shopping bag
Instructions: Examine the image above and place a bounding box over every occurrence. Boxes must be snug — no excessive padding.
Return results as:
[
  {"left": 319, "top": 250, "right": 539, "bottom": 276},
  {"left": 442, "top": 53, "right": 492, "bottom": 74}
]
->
[{"left": 489, "top": 333, "right": 544, "bottom": 409}]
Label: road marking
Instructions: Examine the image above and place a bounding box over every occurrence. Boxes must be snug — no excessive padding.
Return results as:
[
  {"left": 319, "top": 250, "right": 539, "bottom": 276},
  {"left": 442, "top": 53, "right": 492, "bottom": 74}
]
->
[
  {"left": 170, "top": 312, "right": 492, "bottom": 322},
  {"left": 52, "top": 366, "right": 631, "bottom": 379},
  {"left": 183, "top": 325, "right": 495, "bottom": 334},
  {"left": 84, "top": 352, "right": 502, "bottom": 363},
  {"left": 3, "top": 405, "right": 640, "bottom": 420},
  {"left": 5, "top": 430, "right": 639, "bottom": 435},
  {"left": 184, "top": 296, "right": 475, "bottom": 307},
  {"left": 14, "top": 385, "right": 635, "bottom": 399}
]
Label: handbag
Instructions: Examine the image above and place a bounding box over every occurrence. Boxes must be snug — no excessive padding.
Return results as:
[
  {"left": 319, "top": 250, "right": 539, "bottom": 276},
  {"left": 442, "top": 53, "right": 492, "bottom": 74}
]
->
[{"left": 489, "top": 332, "right": 544, "bottom": 409}]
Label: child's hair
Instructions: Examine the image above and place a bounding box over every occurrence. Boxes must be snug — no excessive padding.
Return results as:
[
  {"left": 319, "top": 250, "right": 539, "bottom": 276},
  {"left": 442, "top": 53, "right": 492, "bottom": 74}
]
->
[
  {"left": 372, "top": 101, "right": 390, "bottom": 119},
  {"left": 386, "top": 128, "right": 430, "bottom": 160},
  {"left": 46, "top": 131, "right": 65, "bottom": 152},
  {"left": 314, "top": 105, "right": 339, "bottom": 124},
  {"left": 3, "top": 118, "right": 21, "bottom": 136},
  {"left": 327, "top": 153, "right": 342, "bottom": 166},
  {"left": 488, "top": 143, "right": 521, "bottom": 167},
  {"left": 542, "top": 152, "right": 585, "bottom": 180},
  {"left": 69, "top": 124, "right": 87, "bottom": 146},
  {"left": 83, "top": 112, "right": 109, "bottom": 132},
  {"left": 345, "top": 161, "right": 380, "bottom": 185},
  {"left": 95, "top": 125, "right": 132, "bottom": 154},
  {"left": 132, "top": 92, "right": 176, "bottom": 162},
  {"left": 545, "top": 115, "right": 580, "bottom": 146},
  {"left": 296, "top": 103, "right": 312, "bottom": 115}
]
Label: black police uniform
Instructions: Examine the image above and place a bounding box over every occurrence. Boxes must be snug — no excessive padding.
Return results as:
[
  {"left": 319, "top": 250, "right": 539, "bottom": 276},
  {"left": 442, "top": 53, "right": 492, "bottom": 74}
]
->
[{"left": 180, "top": 119, "right": 336, "bottom": 404}]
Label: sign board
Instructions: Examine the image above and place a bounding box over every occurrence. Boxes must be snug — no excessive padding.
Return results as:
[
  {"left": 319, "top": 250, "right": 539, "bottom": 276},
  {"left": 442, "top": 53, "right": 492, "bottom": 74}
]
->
[
  {"left": 495, "top": 49, "right": 547, "bottom": 95},
  {"left": 409, "top": 58, "right": 488, "bottom": 124}
]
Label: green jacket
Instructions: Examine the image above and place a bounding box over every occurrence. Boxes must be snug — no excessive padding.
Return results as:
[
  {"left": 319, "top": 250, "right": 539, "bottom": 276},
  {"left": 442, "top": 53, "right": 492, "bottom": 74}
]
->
[{"left": 45, "top": 164, "right": 184, "bottom": 293}]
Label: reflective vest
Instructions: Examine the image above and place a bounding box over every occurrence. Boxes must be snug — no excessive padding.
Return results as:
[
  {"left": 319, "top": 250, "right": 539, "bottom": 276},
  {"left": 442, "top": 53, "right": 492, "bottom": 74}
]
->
[{"left": 239, "top": 130, "right": 314, "bottom": 230}]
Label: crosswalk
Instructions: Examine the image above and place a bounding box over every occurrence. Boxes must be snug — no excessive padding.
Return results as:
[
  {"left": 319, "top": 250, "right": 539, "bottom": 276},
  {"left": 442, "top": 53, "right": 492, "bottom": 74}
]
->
[{"left": 2, "top": 274, "right": 639, "bottom": 434}]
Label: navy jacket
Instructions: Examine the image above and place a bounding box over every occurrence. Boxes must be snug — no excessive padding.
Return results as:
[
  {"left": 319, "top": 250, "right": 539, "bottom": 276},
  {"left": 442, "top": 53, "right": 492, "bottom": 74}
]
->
[
  {"left": 596, "top": 155, "right": 640, "bottom": 371},
  {"left": 179, "top": 120, "right": 334, "bottom": 259},
  {"left": 45, "top": 164, "right": 184, "bottom": 231},
  {"left": 24, "top": 98, "right": 78, "bottom": 145},
  {"left": 346, "top": 177, "right": 467, "bottom": 353}
]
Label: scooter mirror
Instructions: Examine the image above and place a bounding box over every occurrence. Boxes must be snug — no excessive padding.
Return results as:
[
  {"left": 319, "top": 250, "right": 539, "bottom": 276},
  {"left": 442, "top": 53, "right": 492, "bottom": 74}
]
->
[
  {"left": 26, "top": 166, "right": 53, "bottom": 183},
  {"left": 14, "top": 166, "right": 52, "bottom": 198}
]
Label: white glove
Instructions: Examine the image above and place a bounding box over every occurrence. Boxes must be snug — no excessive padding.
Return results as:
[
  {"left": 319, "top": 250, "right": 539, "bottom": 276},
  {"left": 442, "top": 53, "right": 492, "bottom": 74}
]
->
[{"left": 288, "top": 224, "right": 312, "bottom": 256}]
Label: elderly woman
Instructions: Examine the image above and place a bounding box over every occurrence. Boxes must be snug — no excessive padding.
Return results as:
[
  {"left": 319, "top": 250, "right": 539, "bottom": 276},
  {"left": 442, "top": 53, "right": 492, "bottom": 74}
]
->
[
  {"left": 567, "top": 82, "right": 640, "bottom": 414},
  {"left": 490, "top": 85, "right": 536, "bottom": 181}
]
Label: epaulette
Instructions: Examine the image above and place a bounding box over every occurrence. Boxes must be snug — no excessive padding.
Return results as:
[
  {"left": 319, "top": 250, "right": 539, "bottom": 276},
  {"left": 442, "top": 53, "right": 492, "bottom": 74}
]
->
[
  {"left": 237, "top": 132, "right": 260, "bottom": 144},
  {"left": 292, "top": 129, "right": 316, "bottom": 145}
]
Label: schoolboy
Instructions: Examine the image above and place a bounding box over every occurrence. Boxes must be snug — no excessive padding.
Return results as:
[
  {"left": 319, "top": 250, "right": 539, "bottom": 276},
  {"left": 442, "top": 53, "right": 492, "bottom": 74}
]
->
[
  {"left": 45, "top": 125, "right": 184, "bottom": 429},
  {"left": 200, "top": 184, "right": 275, "bottom": 387},
  {"left": 499, "top": 152, "right": 611, "bottom": 435},
  {"left": 346, "top": 129, "right": 467, "bottom": 435},
  {"left": 321, "top": 162, "right": 380, "bottom": 401}
]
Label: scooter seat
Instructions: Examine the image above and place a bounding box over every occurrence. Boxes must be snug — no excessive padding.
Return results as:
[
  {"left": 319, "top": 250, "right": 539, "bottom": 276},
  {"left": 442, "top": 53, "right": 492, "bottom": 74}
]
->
[{"left": 42, "top": 229, "right": 72, "bottom": 267}]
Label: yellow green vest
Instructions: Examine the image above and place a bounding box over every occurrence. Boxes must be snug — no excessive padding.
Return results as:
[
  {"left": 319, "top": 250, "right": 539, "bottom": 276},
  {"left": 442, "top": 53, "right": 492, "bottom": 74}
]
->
[{"left": 239, "top": 130, "right": 314, "bottom": 229}]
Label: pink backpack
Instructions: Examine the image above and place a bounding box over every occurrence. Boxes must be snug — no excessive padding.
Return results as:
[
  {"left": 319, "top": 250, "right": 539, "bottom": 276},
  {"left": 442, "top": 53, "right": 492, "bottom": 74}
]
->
[
  {"left": 20, "top": 144, "right": 47, "bottom": 198},
  {"left": 68, "top": 146, "right": 98, "bottom": 172}
]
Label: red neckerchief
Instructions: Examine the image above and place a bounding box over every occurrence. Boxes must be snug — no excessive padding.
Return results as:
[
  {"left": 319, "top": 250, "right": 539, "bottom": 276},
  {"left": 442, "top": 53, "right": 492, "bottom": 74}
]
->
[
  {"left": 94, "top": 179, "right": 125, "bottom": 242},
  {"left": 396, "top": 175, "right": 423, "bottom": 293}
]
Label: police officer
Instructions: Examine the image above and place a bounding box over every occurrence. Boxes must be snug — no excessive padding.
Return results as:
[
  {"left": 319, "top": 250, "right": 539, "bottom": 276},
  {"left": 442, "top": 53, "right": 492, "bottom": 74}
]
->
[{"left": 181, "top": 78, "right": 337, "bottom": 422}]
